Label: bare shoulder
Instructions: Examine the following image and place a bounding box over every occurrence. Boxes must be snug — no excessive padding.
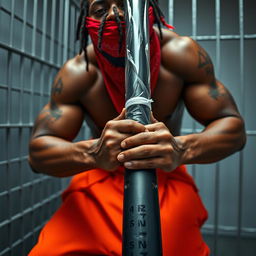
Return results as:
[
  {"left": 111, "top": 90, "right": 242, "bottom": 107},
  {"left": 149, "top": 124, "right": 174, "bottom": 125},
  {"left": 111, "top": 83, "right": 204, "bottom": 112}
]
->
[
  {"left": 160, "top": 29, "right": 208, "bottom": 83},
  {"left": 52, "top": 44, "right": 99, "bottom": 105}
]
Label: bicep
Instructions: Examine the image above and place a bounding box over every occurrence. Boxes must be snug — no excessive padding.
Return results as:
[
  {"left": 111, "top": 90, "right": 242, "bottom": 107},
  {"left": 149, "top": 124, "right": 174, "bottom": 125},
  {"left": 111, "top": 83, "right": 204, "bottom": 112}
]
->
[
  {"left": 183, "top": 80, "right": 241, "bottom": 126},
  {"left": 31, "top": 101, "right": 85, "bottom": 141},
  {"left": 172, "top": 38, "right": 242, "bottom": 125}
]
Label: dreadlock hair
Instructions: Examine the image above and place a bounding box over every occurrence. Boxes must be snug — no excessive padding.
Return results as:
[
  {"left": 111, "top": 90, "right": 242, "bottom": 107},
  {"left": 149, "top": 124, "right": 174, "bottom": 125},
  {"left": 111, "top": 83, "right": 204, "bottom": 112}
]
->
[
  {"left": 76, "top": 0, "right": 168, "bottom": 71},
  {"left": 97, "top": 12, "right": 108, "bottom": 51},
  {"left": 76, "top": 0, "right": 89, "bottom": 71},
  {"left": 113, "top": 6, "right": 124, "bottom": 54},
  {"left": 149, "top": 0, "right": 164, "bottom": 40}
]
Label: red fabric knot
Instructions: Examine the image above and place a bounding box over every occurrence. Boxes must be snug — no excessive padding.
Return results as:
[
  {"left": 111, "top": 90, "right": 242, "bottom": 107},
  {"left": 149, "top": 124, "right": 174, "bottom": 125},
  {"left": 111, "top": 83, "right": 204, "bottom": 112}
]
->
[{"left": 160, "top": 16, "right": 175, "bottom": 30}]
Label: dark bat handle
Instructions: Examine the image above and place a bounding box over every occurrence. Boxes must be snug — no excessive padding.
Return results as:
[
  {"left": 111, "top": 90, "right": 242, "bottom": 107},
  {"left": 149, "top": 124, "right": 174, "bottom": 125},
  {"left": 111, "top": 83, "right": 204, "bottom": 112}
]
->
[{"left": 122, "top": 169, "right": 162, "bottom": 256}]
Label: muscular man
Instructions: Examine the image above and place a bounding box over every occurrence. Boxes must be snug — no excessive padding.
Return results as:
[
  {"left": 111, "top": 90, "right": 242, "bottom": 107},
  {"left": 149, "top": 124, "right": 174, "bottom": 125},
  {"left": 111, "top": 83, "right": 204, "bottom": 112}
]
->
[{"left": 28, "top": 0, "right": 246, "bottom": 255}]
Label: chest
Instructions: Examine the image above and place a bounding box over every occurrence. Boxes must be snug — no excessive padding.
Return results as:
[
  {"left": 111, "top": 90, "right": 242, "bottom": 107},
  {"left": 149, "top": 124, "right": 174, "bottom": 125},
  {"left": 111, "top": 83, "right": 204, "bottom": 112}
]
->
[{"left": 80, "top": 65, "right": 184, "bottom": 130}]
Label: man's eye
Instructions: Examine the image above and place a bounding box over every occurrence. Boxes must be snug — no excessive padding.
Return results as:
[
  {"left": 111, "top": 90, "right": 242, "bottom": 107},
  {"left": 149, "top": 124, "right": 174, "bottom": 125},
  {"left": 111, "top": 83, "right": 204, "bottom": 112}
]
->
[
  {"left": 118, "top": 3, "right": 124, "bottom": 10},
  {"left": 94, "top": 8, "right": 107, "bottom": 16}
]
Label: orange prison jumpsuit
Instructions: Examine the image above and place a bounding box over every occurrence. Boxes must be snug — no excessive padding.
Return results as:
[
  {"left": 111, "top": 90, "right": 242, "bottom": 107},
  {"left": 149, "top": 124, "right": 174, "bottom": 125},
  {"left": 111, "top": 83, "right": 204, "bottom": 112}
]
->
[{"left": 29, "top": 166, "right": 210, "bottom": 256}]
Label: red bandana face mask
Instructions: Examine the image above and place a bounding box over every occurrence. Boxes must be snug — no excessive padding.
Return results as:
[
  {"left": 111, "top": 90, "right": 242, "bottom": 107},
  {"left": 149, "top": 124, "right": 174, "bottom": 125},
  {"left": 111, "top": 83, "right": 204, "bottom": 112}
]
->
[{"left": 86, "top": 7, "right": 161, "bottom": 113}]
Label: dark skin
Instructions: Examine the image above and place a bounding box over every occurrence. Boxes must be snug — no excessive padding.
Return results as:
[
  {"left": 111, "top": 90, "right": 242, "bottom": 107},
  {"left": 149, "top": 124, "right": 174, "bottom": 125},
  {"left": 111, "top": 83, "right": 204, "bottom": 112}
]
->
[{"left": 28, "top": 0, "right": 246, "bottom": 177}]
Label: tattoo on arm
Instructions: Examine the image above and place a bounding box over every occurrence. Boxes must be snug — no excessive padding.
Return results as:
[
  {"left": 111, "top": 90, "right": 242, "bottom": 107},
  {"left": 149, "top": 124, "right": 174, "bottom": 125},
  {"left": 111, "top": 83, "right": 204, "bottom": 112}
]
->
[
  {"left": 197, "top": 47, "right": 223, "bottom": 100},
  {"left": 32, "top": 98, "right": 63, "bottom": 134},
  {"left": 198, "top": 49, "right": 214, "bottom": 74},
  {"left": 32, "top": 77, "right": 64, "bottom": 137},
  {"left": 41, "top": 100, "right": 62, "bottom": 125},
  {"left": 42, "top": 76, "right": 64, "bottom": 121},
  {"left": 197, "top": 47, "right": 237, "bottom": 106},
  {"left": 51, "top": 77, "right": 64, "bottom": 95}
]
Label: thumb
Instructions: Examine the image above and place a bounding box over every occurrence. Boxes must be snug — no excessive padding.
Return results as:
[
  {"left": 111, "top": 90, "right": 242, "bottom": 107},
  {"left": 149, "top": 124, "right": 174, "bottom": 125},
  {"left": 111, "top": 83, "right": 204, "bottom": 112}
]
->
[{"left": 113, "top": 108, "right": 126, "bottom": 121}]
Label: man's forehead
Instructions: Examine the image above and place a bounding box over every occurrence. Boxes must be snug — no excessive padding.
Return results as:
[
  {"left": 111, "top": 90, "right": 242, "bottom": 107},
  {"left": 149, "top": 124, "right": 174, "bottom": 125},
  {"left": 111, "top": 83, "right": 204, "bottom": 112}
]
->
[{"left": 86, "top": 0, "right": 124, "bottom": 5}]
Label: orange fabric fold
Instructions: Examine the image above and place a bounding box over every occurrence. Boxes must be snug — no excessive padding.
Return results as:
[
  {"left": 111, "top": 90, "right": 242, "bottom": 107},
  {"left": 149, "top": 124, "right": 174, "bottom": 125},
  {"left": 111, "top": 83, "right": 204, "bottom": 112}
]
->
[{"left": 29, "top": 166, "right": 210, "bottom": 256}]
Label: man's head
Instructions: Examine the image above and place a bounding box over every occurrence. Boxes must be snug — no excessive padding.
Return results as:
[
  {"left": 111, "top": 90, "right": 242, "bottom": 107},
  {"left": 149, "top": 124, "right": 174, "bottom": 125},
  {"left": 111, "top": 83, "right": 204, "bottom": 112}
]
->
[
  {"left": 86, "top": 0, "right": 125, "bottom": 21},
  {"left": 76, "top": 0, "right": 165, "bottom": 70}
]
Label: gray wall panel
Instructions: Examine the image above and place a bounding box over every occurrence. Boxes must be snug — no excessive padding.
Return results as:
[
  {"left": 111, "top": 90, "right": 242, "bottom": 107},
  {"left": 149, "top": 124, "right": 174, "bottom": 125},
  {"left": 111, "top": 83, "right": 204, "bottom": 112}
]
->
[
  {"left": 244, "top": 40, "right": 256, "bottom": 131},
  {"left": 219, "top": 40, "right": 241, "bottom": 106},
  {"left": 173, "top": 0, "right": 192, "bottom": 36},
  {"left": 197, "top": 0, "right": 216, "bottom": 35},
  {"left": 220, "top": 0, "right": 239, "bottom": 35},
  {"left": 218, "top": 154, "right": 240, "bottom": 228},
  {"left": 182, "top": 108, "right": 194, "bottom": 129},
  {"left": 195, "top": 164, "right": 217, "bottom": 227},
  {"left": 0, "top": 11, "right": 10, "bottom": 44},
  {"left": 0, "top": 48, "right": 8, "bottom": 84},
  {"left": 242, "top": 136, "right": 256, "bottom": 228},
  {"left": 244, "top": 0, "right": 256, "bottom": 34}
]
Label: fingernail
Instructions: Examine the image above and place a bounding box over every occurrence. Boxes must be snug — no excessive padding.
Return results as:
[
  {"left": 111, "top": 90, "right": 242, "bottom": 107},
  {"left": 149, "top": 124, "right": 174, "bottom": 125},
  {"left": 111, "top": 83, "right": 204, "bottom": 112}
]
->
[
  {"left": 121, "top": 141, "right": 126, "bottom": 148},
  {"left": 124, "top": 162, "right": 132, "bottom": 168},
  {"left": 117, "top": 154, "right": 124, "bottom": 161}
]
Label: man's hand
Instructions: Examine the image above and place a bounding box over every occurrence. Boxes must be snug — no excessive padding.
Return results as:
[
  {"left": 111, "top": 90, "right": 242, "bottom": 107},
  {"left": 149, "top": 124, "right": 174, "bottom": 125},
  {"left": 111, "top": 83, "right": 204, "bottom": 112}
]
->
[
  {"left": 117, "top": 114, "right": 185, "bottom": 172},
  {"left": 88, "top": 109, "right": 147, "bottom": 171}
]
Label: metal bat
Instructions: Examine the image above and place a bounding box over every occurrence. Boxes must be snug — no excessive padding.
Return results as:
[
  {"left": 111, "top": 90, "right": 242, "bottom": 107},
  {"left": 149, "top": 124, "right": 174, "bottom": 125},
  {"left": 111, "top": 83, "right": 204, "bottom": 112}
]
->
[{"left": 122, "top": 0, "right": 162, "bottom": 255}]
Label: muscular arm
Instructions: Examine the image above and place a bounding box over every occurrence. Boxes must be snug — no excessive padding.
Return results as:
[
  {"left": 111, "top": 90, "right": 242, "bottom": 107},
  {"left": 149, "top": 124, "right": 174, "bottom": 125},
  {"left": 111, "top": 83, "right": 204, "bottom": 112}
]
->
[
  {"left": 28, "top": 60, "right": 97, "bottom": 177},
  {"left": 166, "top": 36, "right": 246, "bottom": 164},
  {"left": 29, "top": 103, "right": 97, "bottom": 177}
]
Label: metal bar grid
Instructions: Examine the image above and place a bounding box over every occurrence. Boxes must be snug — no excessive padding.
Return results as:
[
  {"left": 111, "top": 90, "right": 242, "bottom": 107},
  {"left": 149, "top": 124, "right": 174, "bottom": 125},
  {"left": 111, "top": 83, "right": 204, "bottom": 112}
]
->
[
  {"left": 0, "top": 4, "right": 56, "bottom": 38},
  {"left": 0, "top": 192, "right": 62, "bottom": 256},
  {"left": 0, "top": 41, "right": 61, "bottom": 69},
  {"left": 0, "top": 0, "right": 80, "bottom": 255},
  {"left": 0, "top": 5, "right": 65, "bottom": 65},
  {"left": 169, "top": 0, "right": 256, "bottom": 255}
]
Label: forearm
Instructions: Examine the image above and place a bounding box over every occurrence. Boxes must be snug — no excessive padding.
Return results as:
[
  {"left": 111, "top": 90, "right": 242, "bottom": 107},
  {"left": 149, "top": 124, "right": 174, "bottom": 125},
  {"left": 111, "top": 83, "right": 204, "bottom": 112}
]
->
[
  {"left": 28, "top": 136, "right": 97, "bottom": 177},
  {"left": 177, "top": 116, "right": 246, "bottom": 165}
]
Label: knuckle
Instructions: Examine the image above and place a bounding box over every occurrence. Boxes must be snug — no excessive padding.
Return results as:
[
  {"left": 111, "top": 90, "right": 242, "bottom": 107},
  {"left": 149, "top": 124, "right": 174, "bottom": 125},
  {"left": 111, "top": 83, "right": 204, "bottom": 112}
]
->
[
  {"left": 122, "top": 140, "right": 129, "bottom": 148},
  {"left": 156, "top": 122, "right": 165, "bottom": 129},
  {"left": 127, "top": 120, "right": 142, "bottom": 131},
  {"left": 105, "top": 140, "right": 115, "bottom": 149},
  {"left": 106, "top": 120, "right": 115, "bottom": 129},
  {"left": 126, "top": 120, "right": 136, "bottom": 129},
  {"left": 164, "top": 144, "right": 173, "bottom": 153},
  {"left": 104, "top": 130, "right": 114, "bottom": 140},
  {"left": 160, "top": 131, "right": 172, "bottom": 140}
]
